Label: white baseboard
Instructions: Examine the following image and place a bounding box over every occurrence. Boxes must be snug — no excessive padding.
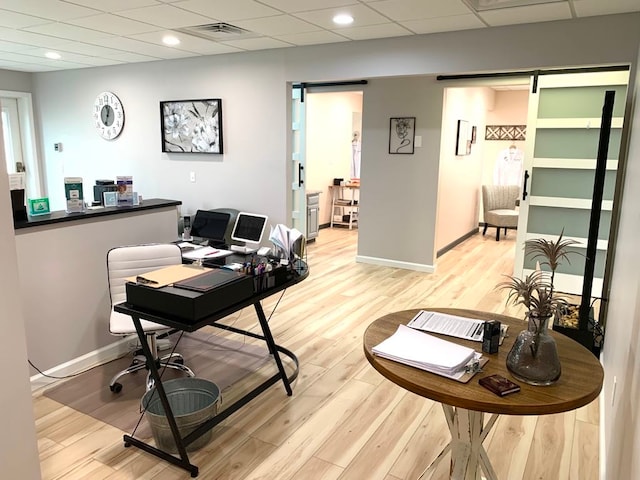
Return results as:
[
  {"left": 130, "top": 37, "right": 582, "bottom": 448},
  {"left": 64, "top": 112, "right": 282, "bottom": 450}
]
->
[
  {"left": 355, "top": 255, "right": 435, "bottom": 273},
  {"left": 30, "top": 338, "right": 131, "bottom": 392}
]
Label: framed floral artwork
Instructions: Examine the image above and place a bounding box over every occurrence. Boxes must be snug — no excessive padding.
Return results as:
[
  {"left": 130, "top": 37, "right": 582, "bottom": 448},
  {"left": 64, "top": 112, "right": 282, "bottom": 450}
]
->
[
  {"left": 389, "top": 117, "right": 415, "bottom": 154},
  {"left": 160, "top": 98, "right": 223, "bottom": 154}
]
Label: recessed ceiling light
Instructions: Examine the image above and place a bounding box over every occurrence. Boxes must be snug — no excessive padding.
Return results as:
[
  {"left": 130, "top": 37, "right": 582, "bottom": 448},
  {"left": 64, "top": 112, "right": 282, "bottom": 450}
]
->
[
  {"left": 162, "top": 35, "right": 180, "bottom": 46},
  {"left": 333, "top": 14, "right": 354, "bottom": 26},
  {"left": 45, "top": 52, "right": 61, "bottom": 60}
]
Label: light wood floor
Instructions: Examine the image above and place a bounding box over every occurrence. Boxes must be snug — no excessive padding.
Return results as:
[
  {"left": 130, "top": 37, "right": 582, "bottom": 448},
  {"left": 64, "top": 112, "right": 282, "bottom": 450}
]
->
[{"left": 33, "top": 228, "right": 599, "bottom": 480}]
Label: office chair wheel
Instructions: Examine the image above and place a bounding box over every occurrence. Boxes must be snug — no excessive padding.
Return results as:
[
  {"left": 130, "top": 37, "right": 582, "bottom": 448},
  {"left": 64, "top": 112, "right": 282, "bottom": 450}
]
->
[{"left": 110, "top": 382, "right": 123, "bottom": 393}]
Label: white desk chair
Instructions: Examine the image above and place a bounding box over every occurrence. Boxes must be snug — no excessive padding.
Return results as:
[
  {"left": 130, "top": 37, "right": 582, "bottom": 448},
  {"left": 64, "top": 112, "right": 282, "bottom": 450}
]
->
[{"left": 107, "top": 243, "right": 195, "bottom": 393}]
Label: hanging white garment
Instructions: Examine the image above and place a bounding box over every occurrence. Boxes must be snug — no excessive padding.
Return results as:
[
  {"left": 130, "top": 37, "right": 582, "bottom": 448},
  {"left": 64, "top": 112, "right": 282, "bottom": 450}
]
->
[{"left": 494, "top": 146, "right": 523, "bottom": 186}]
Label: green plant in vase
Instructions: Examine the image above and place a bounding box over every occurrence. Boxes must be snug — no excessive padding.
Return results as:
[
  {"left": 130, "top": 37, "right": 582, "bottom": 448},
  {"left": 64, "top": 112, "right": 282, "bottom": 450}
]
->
[{"left": 497, "top": 231, "right": 581, "bottom": 385}]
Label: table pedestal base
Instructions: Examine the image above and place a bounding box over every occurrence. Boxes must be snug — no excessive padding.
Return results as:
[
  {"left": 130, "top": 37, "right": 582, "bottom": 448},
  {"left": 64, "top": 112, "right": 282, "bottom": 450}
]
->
[{"left": 419, "top": 405, "right": 498, "bottom": 480}]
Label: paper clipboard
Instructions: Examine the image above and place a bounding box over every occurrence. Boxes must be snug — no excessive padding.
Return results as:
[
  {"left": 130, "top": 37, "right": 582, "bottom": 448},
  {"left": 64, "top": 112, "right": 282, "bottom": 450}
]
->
[
  {"left": 125, "top": 264, "right": 212, "bottom": 288},
  {"left": 455, "top": 357, "right": 489, "bottom": 383}
]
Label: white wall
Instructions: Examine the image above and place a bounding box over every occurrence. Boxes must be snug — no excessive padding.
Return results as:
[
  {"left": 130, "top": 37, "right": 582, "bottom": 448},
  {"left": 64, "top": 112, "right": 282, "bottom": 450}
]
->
[
  {"left": 602, "top": 47, "right": 640, "bottom": 480},
  {"left": 0, "top": 97, "right": 41, "bottom": 479},
  {"left": 306, "top": 91, "right": 362, "bottom": 225},
  {"left": 357, "top": 76, "right": 443, "bottom": 271},
  {"left": 0, "top": 68, "right": 32, "bottom": 92},
  {"left": 436, "top": 87, "right": 493, "bottom": 251}
]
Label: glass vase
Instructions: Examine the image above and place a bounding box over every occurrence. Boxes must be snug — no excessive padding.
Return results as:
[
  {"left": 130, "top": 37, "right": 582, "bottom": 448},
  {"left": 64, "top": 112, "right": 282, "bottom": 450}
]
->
[{"left": 506, "top": 315, "right": 561, "bottom": 386}]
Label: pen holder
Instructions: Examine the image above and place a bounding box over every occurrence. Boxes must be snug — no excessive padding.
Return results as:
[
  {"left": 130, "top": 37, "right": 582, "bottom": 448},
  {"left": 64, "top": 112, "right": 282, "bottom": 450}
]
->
[{"left": 252, "top": 264, "right": 290, "bottom": 293}]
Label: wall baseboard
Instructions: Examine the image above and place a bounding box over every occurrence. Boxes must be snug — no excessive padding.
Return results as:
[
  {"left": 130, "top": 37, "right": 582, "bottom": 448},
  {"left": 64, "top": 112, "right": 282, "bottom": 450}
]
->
[
  {"left": 356, "top": 255, "right": 435, "bottom": 273},
  {"left": 437, "top": 229, "right": 479, "bottom": 258},
  {"left": 30, "top": 338, "right": 130, "bottom": 392}
]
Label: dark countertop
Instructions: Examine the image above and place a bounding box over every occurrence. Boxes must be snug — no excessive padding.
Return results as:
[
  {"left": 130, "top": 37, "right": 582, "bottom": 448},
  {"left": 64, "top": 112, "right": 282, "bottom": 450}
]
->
[{"left": 14, "top": 198, "right": 181, "bottom": 230}]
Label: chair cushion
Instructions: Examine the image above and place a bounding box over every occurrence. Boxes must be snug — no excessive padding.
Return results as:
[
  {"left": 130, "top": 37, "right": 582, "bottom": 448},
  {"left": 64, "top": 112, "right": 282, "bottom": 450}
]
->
[
  {"left": 485, "top": 209, "right": 519, "bottom": 228},
  {"left": 110, "top": 309, "right": 171, "bottom": 335}
]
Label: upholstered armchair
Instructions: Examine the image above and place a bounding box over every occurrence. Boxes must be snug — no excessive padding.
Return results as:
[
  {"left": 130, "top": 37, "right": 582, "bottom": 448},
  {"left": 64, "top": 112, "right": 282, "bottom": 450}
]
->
[{"left": 481, "top": 185, "right": 520, "bottom": 241}]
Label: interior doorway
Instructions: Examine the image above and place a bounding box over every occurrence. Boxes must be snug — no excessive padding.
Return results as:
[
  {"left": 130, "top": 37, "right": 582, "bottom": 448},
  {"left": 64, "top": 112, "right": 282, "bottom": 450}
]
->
[
  {"left": 304, "top": 90, "right": 363, "bottom": 232},
  {"left": 436, "top": 79, "right": 529, "bottom": 262}
]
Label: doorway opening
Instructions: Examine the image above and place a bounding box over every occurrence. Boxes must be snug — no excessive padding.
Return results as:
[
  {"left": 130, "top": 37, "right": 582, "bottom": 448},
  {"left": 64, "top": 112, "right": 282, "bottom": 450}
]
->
[{"left": 301, "top": 89, "right": 364, "bottom": 241}]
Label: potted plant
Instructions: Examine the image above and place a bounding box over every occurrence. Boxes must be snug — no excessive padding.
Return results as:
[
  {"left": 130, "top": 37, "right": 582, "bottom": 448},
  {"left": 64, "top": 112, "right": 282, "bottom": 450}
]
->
[{"left": 497, "top": 231, "right": 581, "bottom": 385}]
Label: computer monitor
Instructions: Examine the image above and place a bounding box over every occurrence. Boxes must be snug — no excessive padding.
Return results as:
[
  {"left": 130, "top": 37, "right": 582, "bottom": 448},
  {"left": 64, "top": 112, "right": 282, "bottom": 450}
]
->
[
  {"left": 231, "top": 212, "right": 268, "bottom": 246},
  {"left": 190, "top": 210, "right": 230, "bottom": 244}
]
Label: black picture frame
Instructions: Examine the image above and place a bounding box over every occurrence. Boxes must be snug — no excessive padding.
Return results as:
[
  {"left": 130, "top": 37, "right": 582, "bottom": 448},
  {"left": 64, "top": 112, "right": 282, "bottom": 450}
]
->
[
  {"left": 160, "top": 98, "right": 223, "bottom": 154},
  {"left": 471, "top": 125, "right": 477, "bottom": 144},
  {"left": 389, "top": 117, "right": 415, "bottom": 154}
]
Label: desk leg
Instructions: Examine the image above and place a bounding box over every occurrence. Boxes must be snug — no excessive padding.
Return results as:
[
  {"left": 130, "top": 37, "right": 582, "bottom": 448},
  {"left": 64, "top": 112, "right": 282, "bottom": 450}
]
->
[
  {"left": 253, "top": 302, "right": 293, "bottom": 396},
  {"left": 419, "top": 405, "right": 498, "bottom": 480},
  {"left": 123, "top": 314, "right": 199, "bottom": 477}
]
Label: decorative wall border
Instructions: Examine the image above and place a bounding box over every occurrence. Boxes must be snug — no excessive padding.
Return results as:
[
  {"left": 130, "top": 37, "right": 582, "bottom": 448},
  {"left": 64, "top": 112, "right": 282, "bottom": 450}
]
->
[{"left": 485, "top": 125, "right": 526, "bottom": 141}]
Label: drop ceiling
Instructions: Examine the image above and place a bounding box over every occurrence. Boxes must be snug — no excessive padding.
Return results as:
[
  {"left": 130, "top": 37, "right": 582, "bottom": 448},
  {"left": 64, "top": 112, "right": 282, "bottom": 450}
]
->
[{"left": 0, "top": 0, "right": 638, "bottom": 73}]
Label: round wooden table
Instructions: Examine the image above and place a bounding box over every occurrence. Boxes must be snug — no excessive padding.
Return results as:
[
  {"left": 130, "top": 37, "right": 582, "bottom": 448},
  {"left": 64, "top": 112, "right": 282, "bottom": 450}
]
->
[{"left": 363, "top": 308, "right": 603, "bottom": 480}]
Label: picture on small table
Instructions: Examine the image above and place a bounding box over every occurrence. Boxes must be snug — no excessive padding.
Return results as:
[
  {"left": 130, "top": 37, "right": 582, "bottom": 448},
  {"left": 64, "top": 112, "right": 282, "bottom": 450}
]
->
[{"left": 389, "top": 117, "right": 415, "bottom": 154}]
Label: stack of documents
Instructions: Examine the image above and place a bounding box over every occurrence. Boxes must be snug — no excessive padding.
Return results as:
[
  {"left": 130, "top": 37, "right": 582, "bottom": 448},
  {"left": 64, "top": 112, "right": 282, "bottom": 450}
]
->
[
  {"left": 269, "top": 224, "right": 305, "bottom": 261},
  {"left": 372, "top": 325, "right": 479, "bottom": 380},
  {"left": 181, "top": 246, "right": 232, "bottom": 260}
]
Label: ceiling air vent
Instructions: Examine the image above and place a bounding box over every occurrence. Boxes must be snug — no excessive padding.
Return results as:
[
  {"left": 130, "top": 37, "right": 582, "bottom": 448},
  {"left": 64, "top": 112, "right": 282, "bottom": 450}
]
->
[{"left": 176, "top": 23, "right": 258, "bottom": 42}]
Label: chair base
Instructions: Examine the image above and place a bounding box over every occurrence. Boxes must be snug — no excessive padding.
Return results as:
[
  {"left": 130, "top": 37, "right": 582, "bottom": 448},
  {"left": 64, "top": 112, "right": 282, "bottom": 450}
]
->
[{"left": 109, "top": 334, "right": 195, "bottom": 393}]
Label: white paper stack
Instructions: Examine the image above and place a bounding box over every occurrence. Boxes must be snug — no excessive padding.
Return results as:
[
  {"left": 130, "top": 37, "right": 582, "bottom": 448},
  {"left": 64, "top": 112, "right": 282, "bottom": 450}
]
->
[{"left": 372, "top": 324, "right": 478, "bottom": 380}]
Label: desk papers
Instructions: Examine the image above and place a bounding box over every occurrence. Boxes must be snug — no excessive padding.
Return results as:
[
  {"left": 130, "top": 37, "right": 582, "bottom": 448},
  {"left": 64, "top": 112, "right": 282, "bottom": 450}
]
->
[
  {"left": 181, "top": 246, "right": 233, "bottom": 260},
  {"left": 126, "top": 264, "right": 212, "bottom": 288},
  {"left": 408, "top": 310, "right": 485, "bottom": 342},
  {"left": 372, "top": 324, "right": 479, "bottom": 380}
]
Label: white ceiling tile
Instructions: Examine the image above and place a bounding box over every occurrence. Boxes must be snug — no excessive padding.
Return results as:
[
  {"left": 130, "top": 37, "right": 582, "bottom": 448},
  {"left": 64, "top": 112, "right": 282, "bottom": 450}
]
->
[
  {"left": 0, "top": 50, "right": 90, "bottom": 69},
  {"left": 0, "top": 40, "right": 37, "bottom": 53},
  {"left": 219, "top": 37, "right": 294, "bottom": 51},
  {"left": 46, "top": 40, "right": 126, "bottom": 57},
  {"left": 295, "top": 4, "right": 391, "bottom": 29},
  {"left": 24, "top": 22, "right": 115, "bottom": 43},
  {"left": 173, "top": 0, "right": 280, "bottom": 21},
  {"left": 0, "top": 0, "right": 101, "bottom": 21},
  {"left": 401, "top": 14, "right": 486, "bottom": 34},
  {"left": 233, "top": 15, "right": 322, "bottom": 36},
  {"left": 335, "top": 22, "right": 414, "bottom": 40},
  {"left": 66, "top": 14, "right": 160, "bottom": 35},
  {"left": 0, "top": 9, "right": 51, "bottom": 28},
  {"left": 99, "top": 51, "right": 163, "bottom": 63},
  {"left": 104, "top": 36, "right": 197, "bottom": 58},
  {"left": 129, "top": 31, "right": 244, "bottom": 55},
  {"left": 478, "top": 3, "right": 572, "bottom": 26},
  {"left": 116, "top": 4, "right": 216, "bottom": 28},
  {"left": 15, "top": 46, "right": 110, "bottom": 65},
  {"left": 573, "top": 0, "right": 640, "bottom": 17},
  {"left": 258, "top": 0, "right": 358, "bottom": 13},
  {"left": 0, "top": 26, "right": 82, "bottom": 48},
  {"left": 64, "top": 0, "right": 162, "bottom": 12},
  {"left": 366, "top": 0, "right": 472, "bottom": 21},
  {"left": 274, "top": 30, "right": 348, "bottom": 45}
]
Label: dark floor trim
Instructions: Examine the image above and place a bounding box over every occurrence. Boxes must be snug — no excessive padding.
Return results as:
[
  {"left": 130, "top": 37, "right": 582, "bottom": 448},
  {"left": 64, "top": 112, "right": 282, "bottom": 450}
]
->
[{"left": 437, "top": 229, "right": 478, "bottom": 258}]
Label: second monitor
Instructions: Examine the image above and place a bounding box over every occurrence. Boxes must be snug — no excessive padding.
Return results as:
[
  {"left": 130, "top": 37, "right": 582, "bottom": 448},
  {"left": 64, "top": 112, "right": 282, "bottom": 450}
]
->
[{"left": 230, "top": 212, "right": 268, "bottom": 254}]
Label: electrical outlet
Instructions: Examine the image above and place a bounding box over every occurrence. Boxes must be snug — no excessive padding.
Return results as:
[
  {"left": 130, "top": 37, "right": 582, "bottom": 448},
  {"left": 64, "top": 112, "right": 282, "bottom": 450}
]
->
[
  {"left": 190, "top": 171, "right": 196, "bottom": 183},
  {"left": 54, "top": 142, "right": 62, "bottom": 152}
]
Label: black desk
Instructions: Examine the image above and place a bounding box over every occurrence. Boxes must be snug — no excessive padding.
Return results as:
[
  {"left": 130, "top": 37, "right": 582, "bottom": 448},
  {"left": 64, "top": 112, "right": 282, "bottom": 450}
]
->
[{"left": 114, "top": 260, "right": 308, "bottom": 477}]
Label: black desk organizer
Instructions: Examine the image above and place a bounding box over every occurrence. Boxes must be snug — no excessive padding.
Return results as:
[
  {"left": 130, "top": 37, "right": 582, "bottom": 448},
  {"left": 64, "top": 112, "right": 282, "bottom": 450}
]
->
[{"left": 115, "top": 261, "right": 308, "bottom": 477}]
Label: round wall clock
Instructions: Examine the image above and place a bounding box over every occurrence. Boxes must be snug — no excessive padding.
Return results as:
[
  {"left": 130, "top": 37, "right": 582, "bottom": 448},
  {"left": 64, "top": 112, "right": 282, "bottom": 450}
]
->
[{"left": 93, "top": 91, "right": 124, "bottom": 140}]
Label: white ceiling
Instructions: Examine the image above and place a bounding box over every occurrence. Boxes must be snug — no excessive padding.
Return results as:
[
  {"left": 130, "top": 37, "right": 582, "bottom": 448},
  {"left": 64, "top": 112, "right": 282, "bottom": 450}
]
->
[{"left": 0, "top": 0, "right": 638, "bottom": 73}]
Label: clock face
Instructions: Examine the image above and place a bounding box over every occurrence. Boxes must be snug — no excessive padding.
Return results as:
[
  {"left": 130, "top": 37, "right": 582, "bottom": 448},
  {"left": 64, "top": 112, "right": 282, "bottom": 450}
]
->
[{"left": 93, "top": 91, "right": 124, "bottom": 140}]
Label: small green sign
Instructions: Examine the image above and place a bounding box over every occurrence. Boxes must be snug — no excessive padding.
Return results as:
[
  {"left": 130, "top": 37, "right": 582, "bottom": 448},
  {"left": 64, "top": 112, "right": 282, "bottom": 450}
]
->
[{"left": 28, "top": 197, "right": 50, "bottom": 216}]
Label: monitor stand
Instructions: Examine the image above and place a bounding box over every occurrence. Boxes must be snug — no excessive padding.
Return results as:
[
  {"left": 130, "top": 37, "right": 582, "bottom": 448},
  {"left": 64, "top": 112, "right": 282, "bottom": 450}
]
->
[{"left": 230, "top": 244, "right": 257, "bottom": 254}]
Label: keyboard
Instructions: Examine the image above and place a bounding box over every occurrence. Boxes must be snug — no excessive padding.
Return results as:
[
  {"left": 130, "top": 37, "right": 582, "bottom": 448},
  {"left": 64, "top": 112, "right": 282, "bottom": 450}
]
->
[{"left": 407, "top": 310, "right": 485, "bottom": 342}]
